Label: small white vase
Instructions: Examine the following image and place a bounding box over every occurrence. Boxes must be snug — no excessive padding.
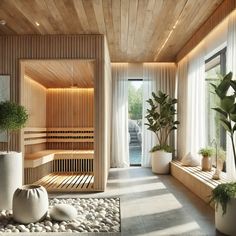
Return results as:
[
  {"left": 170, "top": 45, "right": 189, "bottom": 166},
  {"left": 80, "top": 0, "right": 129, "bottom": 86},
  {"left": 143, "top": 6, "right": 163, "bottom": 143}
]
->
[
  {"left": 0, "top": 152, "right": 22, "bottom": 210},
  {"left": 152, "top": 150, "right": 172, "bottom": 174},
  {"left": 13, "top": 185, "right": 48, "bottom": 224},
  {"left": 215, "top": 198, "right": 236, "bottom": 235}
]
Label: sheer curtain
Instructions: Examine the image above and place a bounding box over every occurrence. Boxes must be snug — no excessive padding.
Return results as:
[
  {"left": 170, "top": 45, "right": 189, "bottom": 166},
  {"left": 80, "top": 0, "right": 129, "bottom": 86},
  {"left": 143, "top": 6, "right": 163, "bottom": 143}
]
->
[
  {"left": 226, "top": 10, "right": 236, "bottom": 180},
  {"left": 177, "top": 45, "right": 206, "bottom": 159},
  {"left": 142, "top": 63, "right": 176, "bottom": 167},
  {"left": 111, "top": 63, "right": 129, "bottom": 167},
  {"left": 176, "top": 58, "right": 188, "bottom": 159}
]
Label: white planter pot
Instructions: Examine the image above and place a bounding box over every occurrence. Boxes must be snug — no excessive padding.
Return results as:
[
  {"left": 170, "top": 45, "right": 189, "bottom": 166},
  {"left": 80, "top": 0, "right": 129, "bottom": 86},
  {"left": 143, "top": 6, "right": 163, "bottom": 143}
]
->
[
  {"left": 151, "top": 150, "right": 172, "bottom": 174},
  {"left": 215, "top": 198, "right": 236, "bottom": 235},
  {"left": 13, "top": 185, "right": 48, "bottom": 224},
  {"left": 0, "top": 152, "right": 22, "bottom": 210}
]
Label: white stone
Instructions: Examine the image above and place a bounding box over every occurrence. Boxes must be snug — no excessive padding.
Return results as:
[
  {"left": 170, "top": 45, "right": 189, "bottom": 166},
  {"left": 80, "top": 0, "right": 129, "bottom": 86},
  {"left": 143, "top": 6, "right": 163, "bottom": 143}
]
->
[
  {"left": 50, "top": 204, "right": 77, "bottom": 221},
  {"left": 45, "top": 220, "right": 53, "bottom": 227}
]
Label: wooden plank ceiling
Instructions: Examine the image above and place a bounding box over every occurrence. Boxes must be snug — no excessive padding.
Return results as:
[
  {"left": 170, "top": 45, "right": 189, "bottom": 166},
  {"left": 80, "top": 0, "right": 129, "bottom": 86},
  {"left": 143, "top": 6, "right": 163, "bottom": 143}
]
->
[
  {"left": 0, "top": 0, "right": 223, "bottom": 62},
  {"left": 25, "top": 60, "right": 94, "bottom": 88}
]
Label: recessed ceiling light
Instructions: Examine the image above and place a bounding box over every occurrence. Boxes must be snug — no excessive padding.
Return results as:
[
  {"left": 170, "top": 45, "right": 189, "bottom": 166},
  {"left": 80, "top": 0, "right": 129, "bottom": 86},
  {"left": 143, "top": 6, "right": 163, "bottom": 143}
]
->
[
  {"left": 35, "top": 22, "right": 40, "bottom": 26},
  {"left": 0, "top": 20, "right": 6, "bottom": 25}
]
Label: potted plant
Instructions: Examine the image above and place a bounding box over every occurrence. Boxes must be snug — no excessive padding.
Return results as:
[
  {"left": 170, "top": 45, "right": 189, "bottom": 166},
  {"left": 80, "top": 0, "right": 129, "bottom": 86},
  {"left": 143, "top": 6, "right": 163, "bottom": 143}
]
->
[
  {"left": 198, "top": 147, "right": 214, "bottom": 171},
  {"left": 210, "top": 72, "right": 236, "bottom": 234},
  {"left": 0, "top": 100, "right": 28, "bottom": 210},
  {"left": 210, "top": 182, "right": 236, "bottom": 235},
  {"left": 145, "top": 91, "right": 179, "bottom": 174}
]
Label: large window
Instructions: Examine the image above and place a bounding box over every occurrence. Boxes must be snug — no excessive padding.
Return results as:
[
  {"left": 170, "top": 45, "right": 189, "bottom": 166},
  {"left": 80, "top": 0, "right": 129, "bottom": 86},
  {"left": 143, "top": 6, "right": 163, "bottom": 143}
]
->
[{"left": 205, "top": 48, "right": 226, "bottom": 150}]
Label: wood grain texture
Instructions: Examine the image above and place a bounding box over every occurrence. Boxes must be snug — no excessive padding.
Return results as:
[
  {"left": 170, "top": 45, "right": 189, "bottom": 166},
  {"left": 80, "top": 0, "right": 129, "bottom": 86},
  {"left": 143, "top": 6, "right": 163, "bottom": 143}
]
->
[
  {"left": 0, "top": 0, "right": 224, "bottom": 62},
  {"left": 25, "top": 60, "right": 94, "bottom": 88},
  {"left": 0, "top": 34, "right": 110, "bottom": 191},
  {"left": 23, "top": 75, "right": 47, "bottom": 128},
  {"left": 46, "top": 88, "right": 94, "bottom": 127},
  {"left": 176, "top": 0, "right": 236, "bottom": 61}
]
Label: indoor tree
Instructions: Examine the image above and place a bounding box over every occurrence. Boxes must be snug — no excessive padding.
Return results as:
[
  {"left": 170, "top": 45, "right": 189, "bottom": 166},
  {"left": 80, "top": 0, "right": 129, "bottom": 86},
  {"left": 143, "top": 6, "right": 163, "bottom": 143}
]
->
[{"left": 0, "top": 101, "right": 28, "bottom": 152}]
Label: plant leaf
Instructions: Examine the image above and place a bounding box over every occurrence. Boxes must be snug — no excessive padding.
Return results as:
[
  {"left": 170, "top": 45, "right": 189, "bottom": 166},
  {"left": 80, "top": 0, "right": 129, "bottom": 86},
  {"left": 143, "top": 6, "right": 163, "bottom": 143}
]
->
[
  {"left": 219, "top": 118, "right": 232, "bottom": 132},
  {"left": 212, "top": 107, "right": 227, "bottom": 118}
]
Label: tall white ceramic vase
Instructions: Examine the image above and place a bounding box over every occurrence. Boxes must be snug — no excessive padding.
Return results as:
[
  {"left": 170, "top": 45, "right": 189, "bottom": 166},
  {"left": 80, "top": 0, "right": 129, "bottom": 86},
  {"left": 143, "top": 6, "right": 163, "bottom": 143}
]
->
[{"left": 0, "top": 152, "right": 23, "bottom": 210}]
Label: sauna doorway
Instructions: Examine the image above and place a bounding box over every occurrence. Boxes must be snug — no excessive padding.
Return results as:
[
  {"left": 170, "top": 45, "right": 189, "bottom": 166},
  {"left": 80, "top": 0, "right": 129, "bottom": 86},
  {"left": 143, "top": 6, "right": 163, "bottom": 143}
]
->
[{"left": 20, "top": 59, "right": 95, "bottom": 192}]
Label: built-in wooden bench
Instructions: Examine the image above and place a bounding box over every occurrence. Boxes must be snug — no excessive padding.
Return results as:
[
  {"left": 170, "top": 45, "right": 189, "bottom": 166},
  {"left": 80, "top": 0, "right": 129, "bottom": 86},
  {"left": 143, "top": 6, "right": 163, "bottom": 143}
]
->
[
  {"left": 171, "top": 161, "right": 228, "bottom": 208},
  {"left": 23, "top": 127, "right": 94, "bottom": 191}
]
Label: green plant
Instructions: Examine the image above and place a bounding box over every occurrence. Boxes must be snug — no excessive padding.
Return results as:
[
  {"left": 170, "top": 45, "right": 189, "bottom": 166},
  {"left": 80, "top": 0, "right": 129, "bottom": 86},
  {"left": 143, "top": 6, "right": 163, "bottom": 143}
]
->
[
  {"left": 211, "top": 72, "right": 236, "bottom": 166},
  {"left": 145, "top": 91, "right": 179, "bottom": 153},
  {"left": 198, "top": 147, "right": 214, "bottom": 157},
  {"left": 0, "top": 101, "right": 28, "bottom": 152},
  {"left": 210, "top": 182, "right": 236, "bottom": 215}
]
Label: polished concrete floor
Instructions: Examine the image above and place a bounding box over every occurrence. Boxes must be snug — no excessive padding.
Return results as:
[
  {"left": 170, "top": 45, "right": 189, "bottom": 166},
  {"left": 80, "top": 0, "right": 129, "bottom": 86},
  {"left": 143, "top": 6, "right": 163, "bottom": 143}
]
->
[{"left": 50, "top": 167, "right": 222, "bottom": 236}]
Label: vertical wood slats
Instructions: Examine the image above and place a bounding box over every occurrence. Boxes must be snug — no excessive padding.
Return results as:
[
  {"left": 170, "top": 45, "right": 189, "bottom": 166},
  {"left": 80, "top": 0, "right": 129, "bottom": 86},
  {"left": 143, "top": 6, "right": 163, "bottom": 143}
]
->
[{"left": 0, "top": 34, "right": 110, "bottom": 191}]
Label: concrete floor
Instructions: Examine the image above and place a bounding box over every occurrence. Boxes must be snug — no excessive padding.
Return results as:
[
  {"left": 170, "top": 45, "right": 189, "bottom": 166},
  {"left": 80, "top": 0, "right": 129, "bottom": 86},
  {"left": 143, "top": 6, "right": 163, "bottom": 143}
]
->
[{"left": 49, "top": 167, "right": 222, "bottom": 236}]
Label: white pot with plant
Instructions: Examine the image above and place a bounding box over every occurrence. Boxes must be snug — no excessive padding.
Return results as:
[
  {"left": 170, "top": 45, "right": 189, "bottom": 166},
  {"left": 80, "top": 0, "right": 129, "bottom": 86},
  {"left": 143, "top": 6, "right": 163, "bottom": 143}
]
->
[
  {"left": 0, "top": 101, "right": 28, "bottom": 210},
  {"left": 210, "top": 72, "right": 236, "bottom": 234},
  {"left": 145, "top": 91, "right": 179, "bottom": 174},
  {"left": 198, "top": 147, "right": 214, "bottom": 171}
]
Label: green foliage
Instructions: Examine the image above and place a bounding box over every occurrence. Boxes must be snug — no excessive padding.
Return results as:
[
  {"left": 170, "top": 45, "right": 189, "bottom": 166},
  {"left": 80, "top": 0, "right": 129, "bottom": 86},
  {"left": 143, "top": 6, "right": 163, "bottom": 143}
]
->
[
  {"left": 211, "top": 72, "right": 236, "bottom": 166},
  {"left": 0, "top": 101, "right": 28, "bottom": 152},
  {"left": 210, "top": 182, "right": 236, "bottom": 215},
  {"left": 128, "top": 83, "right": 142, "bottom": 120},
  {"left": 150, "top": 144, "right": 174, "bottom": 153},
  {"left": 145, "top": 91, "right": 179, "bottom": 153},
  {"left": 198, "top": 147, "right": 214, "bottom": 157}
]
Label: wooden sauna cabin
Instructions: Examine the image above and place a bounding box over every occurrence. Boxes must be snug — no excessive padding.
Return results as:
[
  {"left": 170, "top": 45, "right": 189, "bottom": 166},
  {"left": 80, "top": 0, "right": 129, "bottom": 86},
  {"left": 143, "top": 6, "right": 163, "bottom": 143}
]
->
[{"left": 20, "top": 58, "right": 111, "bottom": 192}]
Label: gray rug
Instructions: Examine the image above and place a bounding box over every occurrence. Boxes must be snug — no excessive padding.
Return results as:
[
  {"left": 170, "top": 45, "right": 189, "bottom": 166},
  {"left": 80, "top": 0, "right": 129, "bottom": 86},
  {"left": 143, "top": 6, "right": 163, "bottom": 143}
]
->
[{"left": 0, "top": 198, "right": 120, "bottom": 233}]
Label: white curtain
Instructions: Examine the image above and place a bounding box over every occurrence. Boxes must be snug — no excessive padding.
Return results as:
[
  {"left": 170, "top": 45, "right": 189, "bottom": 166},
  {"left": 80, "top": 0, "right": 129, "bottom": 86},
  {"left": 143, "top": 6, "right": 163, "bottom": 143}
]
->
[
  {"left": 111, "top": 64, "right": 129, "bottom": 167},
  {"left": 177, "top": 58, "right": 189, "bottom": 159},
  {"left": 177, "top": 45, "right": 206, "bottom": 159},
  {"left": 142, "top": 63, "right": 176, "bottom": 167},
  {"left": 226, "top": 10, "right": 236, "bottom": 180}
]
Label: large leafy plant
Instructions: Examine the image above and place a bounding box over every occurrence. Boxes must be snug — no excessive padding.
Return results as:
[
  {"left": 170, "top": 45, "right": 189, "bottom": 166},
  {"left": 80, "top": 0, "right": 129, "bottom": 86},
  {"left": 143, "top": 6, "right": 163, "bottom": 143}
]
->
[
  {"left": 211, "top": 72, "right": 236, "bottom": 165},
  {"left": 0, "top": 101, "right": 28, "bottom": 153},
  {"left": 145, "top": 91, "right": 179, "bottom": 153}
]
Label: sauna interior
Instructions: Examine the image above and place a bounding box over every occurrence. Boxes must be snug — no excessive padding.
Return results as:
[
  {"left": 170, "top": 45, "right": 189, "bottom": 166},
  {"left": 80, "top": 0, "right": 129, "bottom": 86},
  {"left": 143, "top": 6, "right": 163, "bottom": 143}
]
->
[{"left": 21, "top": 60, "right": 96, "bottom": 192}]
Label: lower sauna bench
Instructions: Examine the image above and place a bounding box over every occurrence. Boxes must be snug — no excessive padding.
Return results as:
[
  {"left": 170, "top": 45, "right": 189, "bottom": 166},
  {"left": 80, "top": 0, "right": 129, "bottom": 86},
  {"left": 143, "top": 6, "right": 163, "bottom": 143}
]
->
[{"left": 24, "top": 150, "right": 94, "bottom": 192}]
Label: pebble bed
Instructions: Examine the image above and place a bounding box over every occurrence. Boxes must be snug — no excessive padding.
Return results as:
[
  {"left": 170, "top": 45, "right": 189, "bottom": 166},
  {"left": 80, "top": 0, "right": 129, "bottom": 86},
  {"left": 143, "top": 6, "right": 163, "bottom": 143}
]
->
[{"left": 0, "top": 198, "right": 120, "bottom": 233}]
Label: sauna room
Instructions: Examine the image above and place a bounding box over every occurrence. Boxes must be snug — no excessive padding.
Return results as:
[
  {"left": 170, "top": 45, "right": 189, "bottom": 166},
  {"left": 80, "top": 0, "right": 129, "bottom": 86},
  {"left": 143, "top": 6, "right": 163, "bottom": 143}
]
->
[{"left": 21, "top": 59, "right": 96, "bottom": 192}]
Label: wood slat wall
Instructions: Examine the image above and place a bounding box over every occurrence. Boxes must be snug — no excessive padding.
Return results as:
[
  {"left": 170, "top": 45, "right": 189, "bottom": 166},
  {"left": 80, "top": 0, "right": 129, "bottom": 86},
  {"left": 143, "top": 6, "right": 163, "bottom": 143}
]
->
[
  {"left": 0, "top": 34, "right": 110, "bottom": 191},
  {"left": 46, "top": 88, "right": 94, "bottom": 127},
  {"left": 46, "top": 88, "right": 94, "bottom": 150},
  {"left": 176, "top": 0, "right": 236, "bottom": 62},
  {"left": 23, "top": 75, "right": 47, "bottom": 127}
]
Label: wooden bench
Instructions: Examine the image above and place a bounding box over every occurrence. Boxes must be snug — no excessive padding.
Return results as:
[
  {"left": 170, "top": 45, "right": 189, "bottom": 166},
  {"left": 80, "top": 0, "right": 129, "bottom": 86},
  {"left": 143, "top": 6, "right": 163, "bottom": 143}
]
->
[
  {"left": 24, "top": 127, "right": 94, "bottom": 186},
  {"left": 171, "top": 161, "right": 228, "bottom": 208}
]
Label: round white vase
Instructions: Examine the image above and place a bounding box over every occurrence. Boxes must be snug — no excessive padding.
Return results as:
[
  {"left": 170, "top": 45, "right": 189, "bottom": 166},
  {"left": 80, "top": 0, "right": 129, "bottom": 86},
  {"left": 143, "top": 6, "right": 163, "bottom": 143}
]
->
[
  {"left": 0, "top": 152, "right": 22, "bottom": 210},
  {"left": 215, "top": 198, "right": 236, "bottom": 235},
  {"left": 151, "top": 150, "right": 172, "bottom": 174},
  {"left": 13, "top": 185, "right": 49, "bottom": 224}
]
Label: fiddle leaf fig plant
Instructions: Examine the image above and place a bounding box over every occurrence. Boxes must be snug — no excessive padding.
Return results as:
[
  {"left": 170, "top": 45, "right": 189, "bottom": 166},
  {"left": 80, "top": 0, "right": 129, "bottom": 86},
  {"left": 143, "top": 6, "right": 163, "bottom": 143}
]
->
[
  {"left": 145, "top": 91, "right": 179, "bottom": 153},
  {"left": 0, "top": 101, "right": 28, "bottom": 153},
  {"left": 211, "top": 72, "right": 236, "bottom": 165}
]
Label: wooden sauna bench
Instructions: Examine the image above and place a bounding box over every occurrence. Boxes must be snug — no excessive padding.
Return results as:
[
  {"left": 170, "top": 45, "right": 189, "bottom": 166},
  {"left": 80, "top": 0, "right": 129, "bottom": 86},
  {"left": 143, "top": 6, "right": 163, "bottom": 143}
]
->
[{"left": 24, "top": 127, "right": 94, "bottom": 192}]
